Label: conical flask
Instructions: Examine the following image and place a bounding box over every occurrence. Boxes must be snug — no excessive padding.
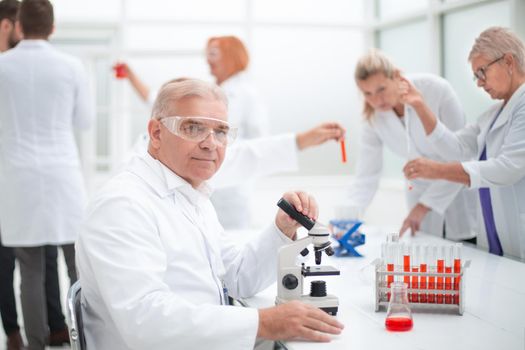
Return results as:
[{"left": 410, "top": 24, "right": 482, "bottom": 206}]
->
[{"left": 385, "top": 281, "right": 413, "bottom": 331}]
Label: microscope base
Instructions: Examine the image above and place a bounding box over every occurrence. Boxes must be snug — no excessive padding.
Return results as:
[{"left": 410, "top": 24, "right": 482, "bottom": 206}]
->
[{"left": 275, "top": 294, "right": 339, "bottom": 316}]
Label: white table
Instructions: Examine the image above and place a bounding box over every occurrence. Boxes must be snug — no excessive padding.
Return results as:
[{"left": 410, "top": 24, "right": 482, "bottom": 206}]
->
[{"left": 245, "top": 226, "right": 525, "bottom": 350}]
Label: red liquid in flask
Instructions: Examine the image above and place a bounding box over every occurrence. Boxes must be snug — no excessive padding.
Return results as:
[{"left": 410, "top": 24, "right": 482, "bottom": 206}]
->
[{"left": 385, "top": 317, "right": 413, "bottom": 332}]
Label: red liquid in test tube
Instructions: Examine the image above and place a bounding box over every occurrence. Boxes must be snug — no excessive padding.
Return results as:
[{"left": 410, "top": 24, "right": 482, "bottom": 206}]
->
[
  {"left": 340, "top": 139, "right": 347, "bottom": 163},
  {"left": 403, "top": 244, "right": 411, "bottom": 302},
  {"left": 419, "top": 245, "right": 428, "bottom": 303},
  {"left": 411, "top": 245, "right": 420, "bottom": 303},
  {"left": 428, "top": 246, "right": 436, "bottom": 304},
  {"left": 436, "top": 246, "right": 444, "bottom": 304},
  {"left": 445, "top": 246, "right": 452, "bottom": 304},
  {"left": 453, "top": 243, "right": 462, "bottom": 305}
]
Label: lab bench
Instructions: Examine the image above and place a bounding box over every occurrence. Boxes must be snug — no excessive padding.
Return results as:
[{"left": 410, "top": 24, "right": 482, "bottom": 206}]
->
[{"left": 242, "top": 226, "right": 525, "bottom": 350}]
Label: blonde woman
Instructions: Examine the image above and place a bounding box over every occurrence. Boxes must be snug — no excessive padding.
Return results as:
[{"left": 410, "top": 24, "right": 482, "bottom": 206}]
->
[{"left": 346, "top": 49, "right": 477, "bottom": 240}]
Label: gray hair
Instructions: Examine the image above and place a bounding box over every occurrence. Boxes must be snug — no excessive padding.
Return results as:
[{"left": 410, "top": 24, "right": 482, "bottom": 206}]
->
[
  {"left": 151, "top": 78, "right": 228, "bottom": 120},
  {"left": 469, "top": 27, "right": 525, "bottom": 74}
]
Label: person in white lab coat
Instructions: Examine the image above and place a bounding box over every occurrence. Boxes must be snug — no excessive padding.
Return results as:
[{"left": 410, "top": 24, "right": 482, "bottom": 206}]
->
[
  {"left": 405, "top": 27, "right": 525, "bottom": 261},
  {"left": 0, "top": 1, "right": 93, "bottom": 349},
  {"left": 346, "top": 49, "right": 477, "bottom": 240},
  {"left": 76, "top": 79, "right": 344, "bottom": 350},
  {"left": 205, "top": 36, "right": 270, "bottom": 228}
]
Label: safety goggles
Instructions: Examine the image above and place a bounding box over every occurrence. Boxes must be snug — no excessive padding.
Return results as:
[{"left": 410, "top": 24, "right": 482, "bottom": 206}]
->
[{"left": 159, "top": 116, "right": 237, "bottom": 146}]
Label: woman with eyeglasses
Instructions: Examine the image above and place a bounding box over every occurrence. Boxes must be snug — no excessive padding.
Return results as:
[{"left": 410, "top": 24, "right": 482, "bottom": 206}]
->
[
  {"left": 346, "top": 49, "right": 477, "bottom": 240},
  {"left": 404, "top": 27, "right": 525, "bottom": 260}
]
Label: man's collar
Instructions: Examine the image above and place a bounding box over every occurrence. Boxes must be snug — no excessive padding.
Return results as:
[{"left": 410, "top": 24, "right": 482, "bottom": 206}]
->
[{"left": 131, "top": 152, "right": 214, "bottom": 205}]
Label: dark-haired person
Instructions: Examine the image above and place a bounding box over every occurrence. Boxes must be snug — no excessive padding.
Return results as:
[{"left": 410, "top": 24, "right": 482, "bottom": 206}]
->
[{"left": 0, "top": 0, "right": 94, "bottom": 349}]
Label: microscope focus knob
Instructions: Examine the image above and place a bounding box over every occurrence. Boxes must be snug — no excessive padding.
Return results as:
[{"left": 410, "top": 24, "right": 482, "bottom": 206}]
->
[{"left": 282, "top": 274, "right": 299, "bottom": 290}]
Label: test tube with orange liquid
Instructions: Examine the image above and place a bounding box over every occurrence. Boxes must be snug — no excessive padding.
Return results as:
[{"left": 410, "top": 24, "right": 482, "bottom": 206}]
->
[
  {"left": 340, "top": 139, "right": 347, "bottom": 163},
  {"left": 411, "top": 245, "right": 420, "bottom": 303},
  {"left": 444, "top": 246, "right": 453, "bottom": 304},
  {"left": 453, "top": 243, "right": 462, "bottom": 305},
  {"left": 427, "top": 246, "right": 436, "bottom": 304},
  {"left": 436, "top": 246, "right": 445, "bottom": 304},
  {"left": 402, "top": 244, "right": 411, "bottom": 302},
  {"left": 419, "top": 245, "right": 428, "bottom": 303}
]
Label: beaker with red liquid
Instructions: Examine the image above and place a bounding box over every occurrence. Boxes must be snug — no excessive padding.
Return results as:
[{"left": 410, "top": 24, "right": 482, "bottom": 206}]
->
[{"left": 385, "top": 281, "right": 413, "bottom": 332}]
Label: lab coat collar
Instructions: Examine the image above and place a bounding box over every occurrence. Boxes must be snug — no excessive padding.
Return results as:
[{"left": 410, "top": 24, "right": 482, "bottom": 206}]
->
[
  {"left": 220, "top": 71, "right": 248, "bottom": 89},
  {"left": 16, "top": 39, "right": 52, "bottom": 49},
  {"left": 128, "top": 152, "right": 213, "bottom": 206},
  {"left": 490, "top": 82, "right": 525, "bottom": 132}
]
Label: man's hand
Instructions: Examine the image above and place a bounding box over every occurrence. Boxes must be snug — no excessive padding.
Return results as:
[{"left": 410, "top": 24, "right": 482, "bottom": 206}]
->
[
  {"left": 275, "top": 191, "right": 318, "bottom": 239},
  {"left": 296, "top": 122, "right": 346, "bottom": 150},
  {"left": 257, "top": 301, "right": 344, "bottom": 342},
  {"left": 399, "top": 203, "right": 430, "bottom": 237}
]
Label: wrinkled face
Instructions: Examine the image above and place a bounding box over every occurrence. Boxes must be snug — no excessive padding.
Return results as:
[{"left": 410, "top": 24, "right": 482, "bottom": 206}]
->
[
  {"left": 150, "top": 96, "right": 228, "bottom": 188},
  {"left": 206, "top": 40, "right": 229, "bottom": 83},
  {"left": 357, "top": 72, "right": 400, "bottom": 111},
  {"left": 471, "top": 54, "right": 510, "bottom": 101}
]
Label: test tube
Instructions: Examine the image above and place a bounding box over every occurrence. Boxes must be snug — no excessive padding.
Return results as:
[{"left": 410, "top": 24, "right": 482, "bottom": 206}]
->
[
  {"left": 436, "top": 245, "right": 445, "bottom": 304},
  {"left": 419, "top": 244, "right": 428, "bottom": 303},
  {"left": 428, "top": 245, "right": 436, "bottom": 304},
  {"left": 444, "top": 245, "right": 453, "bottom": 304},
  {"left": 403, "top": 244, "right": 411, "bottom": 301},
  {"left": 340, "top": 139, "right": 347, "bottom": 163},
  {"left": 453, "top": 243, "right": 462, "bottom": 305},
  {"left": 381, "top": 242, "right": 387, "bottom": 300},
  {"left": 386, "top": 244, "right": 395, "bottom": 301},
  {"left": 411, "top": 245, "right": 420, "bottom": 303}
]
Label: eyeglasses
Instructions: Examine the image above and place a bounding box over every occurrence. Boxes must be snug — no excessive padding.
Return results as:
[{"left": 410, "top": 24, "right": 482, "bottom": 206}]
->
[
  {"left": 473, "top": 55, "right": 504, "bottom": 82},
  {"left": 159, "top": 116, "right": 237, "bottom": 146}
]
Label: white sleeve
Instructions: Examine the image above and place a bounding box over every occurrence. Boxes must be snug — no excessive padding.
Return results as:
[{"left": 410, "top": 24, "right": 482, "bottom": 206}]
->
[
  {"left": 436, "top": 80, "right": 465, "bottom": 132},
  {"left": 220, "top": 222, "right": 292, "bottom": 298},
  {"left": 419, "top": 181, "right": 464, "bottom": 215},
  {"left": 462, "top": 102, "right": 525, "bottom": 188},
  {"left": 346, "top": 121, "right": 383, "bottom": 209},
  {"left": 72, "top": 60, "right": 94, "bottom": 130},
  {"left": 427, "top": 119, "right": 480, "bottom": 161},
  {"left": 77, "top": 196, "right": 258, "bottom": 350},
  {"left": 417, "top": 81, "right": 466, "bottom": 214},
  {"left": 211, "top": 133, "right": 299, "bottom": 188}
]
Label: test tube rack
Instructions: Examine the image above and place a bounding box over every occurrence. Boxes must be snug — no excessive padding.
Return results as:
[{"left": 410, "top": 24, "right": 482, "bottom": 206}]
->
[{"left": 373, "top": 258, "right": 471, "bottom": 315}]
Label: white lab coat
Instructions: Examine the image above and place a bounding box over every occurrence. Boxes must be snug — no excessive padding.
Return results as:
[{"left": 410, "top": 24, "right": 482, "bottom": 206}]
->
[
  {"left": 76, "top": 152, "right": 291, "bottom": 350},
  {"left": 212, "top": 71, "right": 270, "bottom": 229},
  {"left": 0, "top": 40, "right": 93, "bottom": 246},
  {"left": 427, "top": 82, "right": 525, "bottom": 260},
  {"left": 347, "top": 74, "right": 477, "bottom": 239}
]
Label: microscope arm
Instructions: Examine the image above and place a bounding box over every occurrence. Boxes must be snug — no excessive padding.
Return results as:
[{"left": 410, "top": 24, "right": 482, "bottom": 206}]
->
[{"left": 278, "top": 236, "right": 313, "bottom": 268}]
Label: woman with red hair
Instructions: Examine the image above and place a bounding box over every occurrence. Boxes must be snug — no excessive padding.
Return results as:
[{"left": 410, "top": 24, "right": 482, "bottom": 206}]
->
[{"left": 206, "top": 36, "right": 270, "bottom": 228}]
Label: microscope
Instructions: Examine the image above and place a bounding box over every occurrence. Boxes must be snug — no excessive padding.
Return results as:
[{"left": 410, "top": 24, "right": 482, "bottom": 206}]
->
[{"left": 275, "top": 198, "right": 340, "bottom": 315}]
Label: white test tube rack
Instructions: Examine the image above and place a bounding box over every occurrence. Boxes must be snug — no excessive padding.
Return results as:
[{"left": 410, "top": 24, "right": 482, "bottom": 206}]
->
[{"left": 372, "top": 258, "right": 471, "bottom": 315}]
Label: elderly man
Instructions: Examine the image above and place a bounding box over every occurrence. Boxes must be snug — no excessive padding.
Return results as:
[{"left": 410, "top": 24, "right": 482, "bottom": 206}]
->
[{"left": 76, "top": 79, "right": 344, "bottom": 350}]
